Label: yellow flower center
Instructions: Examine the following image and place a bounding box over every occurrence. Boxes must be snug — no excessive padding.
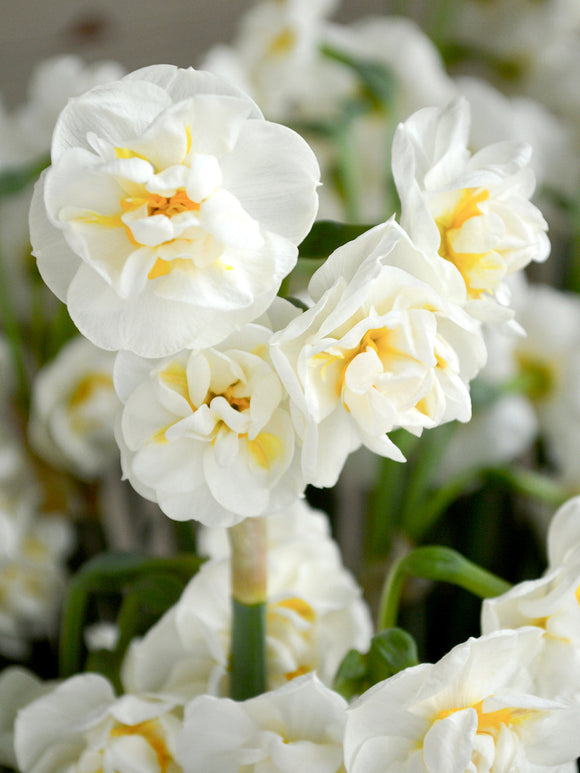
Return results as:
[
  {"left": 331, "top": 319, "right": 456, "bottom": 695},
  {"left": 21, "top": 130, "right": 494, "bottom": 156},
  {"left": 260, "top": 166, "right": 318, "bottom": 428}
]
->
[
  {"left": 152, "top": 362, "right": 284, "bottom": 471},
  {"left": 110, "top": 719, "right": 174, "bottom": 773},
  {"left": 438, "top": 697, "right": 536, "bottom": 736},
  {"left": 435, "top": 188, "right": 492, "bottom": 298}
]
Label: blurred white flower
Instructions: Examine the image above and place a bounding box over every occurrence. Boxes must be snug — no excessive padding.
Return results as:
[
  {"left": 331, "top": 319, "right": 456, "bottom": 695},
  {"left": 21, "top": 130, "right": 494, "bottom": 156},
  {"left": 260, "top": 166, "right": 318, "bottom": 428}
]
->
[
  {"left": 29, "top": 335, "right": 119, "bottom": 479},
  {"left": 547, "top": 495, "right": 580, "bottom": 568},
  {"left": 435, "top": 393, "right": 537, "bottom": 483},
  {"left": 456, "top": 75, "right": 580, "bottom": 200},
  {"left": 177, "top": 673, "right": 346, "bottom": 773},
  {"left": 202, "top": 0, "right": 343, "bottom": 123},
  {"left": 30, "top": 64, "right": 320, "bottom": 357},
  {"left": 122, "top": 534, "right": 372, "bottom": 701},
  {"left": 115, "top": 301, "right": 303, "bottom": 527},
  {"left": 14, "top": 56, "right": 126, "bottom": 162},
  {"left": 479, "top": 280, "right": 580, "bottom": 484},
  {"left": 344, "top": 628, "right": 580, "bottom": 773},
  {"left": 0, "top": 490, "right": 73, "bottom": 659},
  {"left": 0, "top": 667, "right": 57, "bottom": 769},
  {"left": 271, "top": 218, "right": 486, "bottom": 487},
  {"left": 482, "top": 496, "right": 580, "bottom": 702},
  {"left": 393, "top": 98, "right": 550, "bottom": 326},
  {"left": 197, "top": 497, "right": 331, "bottom": 559},
  {"left": 14, "top": 672, "right": 183, "bottom": 773}
]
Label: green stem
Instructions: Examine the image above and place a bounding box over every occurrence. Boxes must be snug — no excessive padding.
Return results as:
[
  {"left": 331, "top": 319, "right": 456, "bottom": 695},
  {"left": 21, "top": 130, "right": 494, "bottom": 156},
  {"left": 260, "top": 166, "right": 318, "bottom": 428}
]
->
[
  {"left": 377, "top": 545, "right": 511, "bottom": 631},
  {"left": 228, "top": 518, "right": 268, "bottom": 700}
]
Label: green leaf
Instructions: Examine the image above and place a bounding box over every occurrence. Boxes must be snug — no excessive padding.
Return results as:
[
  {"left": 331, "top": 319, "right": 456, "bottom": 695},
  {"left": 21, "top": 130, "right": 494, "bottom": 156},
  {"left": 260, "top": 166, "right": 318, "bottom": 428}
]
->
[
  {"left": 0, "top": 156, "right": 49, "bottom": 198},
  {"left": 299, "top": 220, "right": 373, "bottom": 260},
  {"left": 367, "top": 628, "right": 419, "bottom": 684},
  {"left": 333, "top": 648, "right": 367, "bottom": 700},
  {"left": 59, "top": 551, "right": 202, "bottom": 678},
  {"left": 333, "top": 628, "right": 419, "bottom": 700}
]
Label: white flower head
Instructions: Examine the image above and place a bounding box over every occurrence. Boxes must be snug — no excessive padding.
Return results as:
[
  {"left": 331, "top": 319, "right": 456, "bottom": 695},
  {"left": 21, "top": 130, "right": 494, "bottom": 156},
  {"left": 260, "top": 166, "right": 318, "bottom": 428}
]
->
[
  {"left": 392, "top": 98, "right": 550, "bottom": 326},
  {"left": 115, "top": 299, "right": 304, "bottom": 527},
  {"left": 14, "top": 673, "right": 183, "bottom": 773},
  {"left": 122, "top": 535, "right": 372, "bottom": 702},
  {"left": 177, "top": 673, "right": 346, "bottom": 773},
  {"left": 271, "top": 218, "right": 486, "bottom": 487},
  {"left": 344, "top": 628, "right": 580, "bottom": 773},
  {"left": 29, "top": 335, "right": 120, "bottom": 479},
  {"left": 30, "top": 64, "right": 320, "bottom": 356},
  {"left": 0, "top": 490, "right": 73, "bottom": 659},
  {"left": 0, "top": 667, "right": 57, "bottom": 769}
]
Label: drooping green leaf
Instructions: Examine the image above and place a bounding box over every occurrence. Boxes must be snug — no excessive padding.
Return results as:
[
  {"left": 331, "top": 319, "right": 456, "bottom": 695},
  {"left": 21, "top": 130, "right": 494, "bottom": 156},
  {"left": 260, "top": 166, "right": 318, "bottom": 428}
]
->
[{"left": 59, "top": 551, "right": 202, "bottom": 678}]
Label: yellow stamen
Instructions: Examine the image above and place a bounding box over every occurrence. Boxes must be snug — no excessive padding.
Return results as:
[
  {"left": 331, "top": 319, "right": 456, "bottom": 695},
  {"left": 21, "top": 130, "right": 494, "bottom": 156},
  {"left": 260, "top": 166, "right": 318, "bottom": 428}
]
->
[
  {"left": 436, "top": 188, "right": 491, "bottom": 298},
  {"left": 275, "top": 597, "right": 316, "bottom": 623},
  {"left": 110, "top": 720, "right": 173, "bottom": 773},
  {"left": 438, "top": 697, "right": 535, "bottom": 735}
]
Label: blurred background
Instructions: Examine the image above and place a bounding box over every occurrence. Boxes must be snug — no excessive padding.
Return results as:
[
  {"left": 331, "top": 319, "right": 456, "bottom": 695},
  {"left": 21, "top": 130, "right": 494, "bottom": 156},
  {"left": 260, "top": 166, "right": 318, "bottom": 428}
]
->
[{"left": 0, "top": 0, "right": 393, "bottom": 107}]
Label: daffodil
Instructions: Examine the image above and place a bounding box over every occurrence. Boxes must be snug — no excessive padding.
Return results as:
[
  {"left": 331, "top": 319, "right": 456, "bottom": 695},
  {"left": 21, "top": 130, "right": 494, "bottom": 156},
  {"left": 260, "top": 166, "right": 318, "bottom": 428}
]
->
[
  {"left": 344, "top": 629, "right": 580, "bottom": 773},
  {"left": 28, "top": 336, "right": 119, "bottom": 479},
  {"left": 30, "top": 64, "right": 320, "bottom": 356},
  {"left": 177, "top": 674, "right": 346, "bottom": 773},
  {"left": 122, "top": 534, "right": 372, "bottom": 701},
  {"left": 270, "top": 218, "right": 486, "bottom": 487},
  {"left": 392, "top": 98, "right": 549, "bottom": 326},
  {"left": 14, "top": 673, "right": 183, "bottom": 773},
  {"left": 114, "top": 300, "right": 303, "bottom": 527}
]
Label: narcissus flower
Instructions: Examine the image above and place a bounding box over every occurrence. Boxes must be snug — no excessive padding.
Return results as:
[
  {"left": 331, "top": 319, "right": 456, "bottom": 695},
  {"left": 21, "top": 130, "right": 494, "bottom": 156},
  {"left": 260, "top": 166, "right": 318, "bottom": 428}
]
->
[
  {"left": 344, "top": 629, "right": 580, "bottom": 773},
  {"left": 481, "top": 495, "right": 580, "bottom": 701},
  {"left": 114, "top": 301, "right": 303, "bottom": 527},
  {"left": 14, "top": 673, "right": 183, "bottom": 773},
  {"left": 28, "top": 336, "right": 119, "bottom": 479},
  {"left": 270, "top": 218, "right": 486, "bottom": 487},
  {"left": 177, "top": 674, "right": 346, "bottom": 773},
  {"left": 122, "top": 535, "right": 372, "bottom": 701},
  {"left": 30, "top": 64, "right": 320, "bottom": 356},
  {"left": 392, "top": 98, "right": 550, "bottom": 326}
]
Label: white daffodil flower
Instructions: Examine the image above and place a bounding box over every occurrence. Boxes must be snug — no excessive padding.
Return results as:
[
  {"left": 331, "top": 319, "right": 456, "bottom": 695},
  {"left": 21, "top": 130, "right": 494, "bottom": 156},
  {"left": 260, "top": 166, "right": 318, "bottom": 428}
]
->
[
  {"left": 202, "top": 0, "right": 344, "bottom": 123},
  {"left": 344, "top": 628, "right": 580, "bottom": 773},
  {"left": 392, "top": 98, "right": 550, "bottom": 327},
  {"left": 114, "top": 301, "right": 303, "bottom": 527},
  {"left": 28, "top": 336, "right": 120, "bottom": 479},
  {"left": 0, "top": 489, "right": 73, "bottom": 659},
  {"left": 0, "top": 667, "right": 57, "bottom": 769},
  {"left": 30, "top": 64, "right": 320, "bottom": 357},
  {"left": 122, "top": 535, "right": 372, "bottom": 702},
  {"left": 479, "top": 279, "right": 580, "bottom": 484},
  {"left": 14, "top": 672, "right": 183, "bottom": 773},
  {"left": 270, "top": 218, "right": 486, "bottom": 488},
  {"left": 482, "top": 495, "right": 580, "bottom": 701},
  {"left": 177, "top": 673, "right": 346, "bottom": 773}
]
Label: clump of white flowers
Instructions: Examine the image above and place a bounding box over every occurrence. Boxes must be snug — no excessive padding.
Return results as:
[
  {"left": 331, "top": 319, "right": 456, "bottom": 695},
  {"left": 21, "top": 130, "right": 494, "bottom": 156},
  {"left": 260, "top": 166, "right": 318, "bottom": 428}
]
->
[{"left": 10, "top": 24, "right": 580, "bottom": 773}]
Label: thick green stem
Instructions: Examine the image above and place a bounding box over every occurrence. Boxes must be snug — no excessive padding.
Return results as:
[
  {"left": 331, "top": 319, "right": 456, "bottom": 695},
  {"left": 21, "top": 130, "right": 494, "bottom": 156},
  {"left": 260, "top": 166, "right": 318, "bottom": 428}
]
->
[
  {"left": 229, "top": 517, "right": 268, "bottom": 700},
  {"left": 377, "top": 545, "right": 511, "bottom": 631}
]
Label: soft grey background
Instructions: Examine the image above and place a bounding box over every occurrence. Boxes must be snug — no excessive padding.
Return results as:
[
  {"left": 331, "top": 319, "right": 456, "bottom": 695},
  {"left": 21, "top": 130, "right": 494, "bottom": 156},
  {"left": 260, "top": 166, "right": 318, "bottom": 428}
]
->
[{"left": 0, "top": 0, "right": 399, "bottom": 108}]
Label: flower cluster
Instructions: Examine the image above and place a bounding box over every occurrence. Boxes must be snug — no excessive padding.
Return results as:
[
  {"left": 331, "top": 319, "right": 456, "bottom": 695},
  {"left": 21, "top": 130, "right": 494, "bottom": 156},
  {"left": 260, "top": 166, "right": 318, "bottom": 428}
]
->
[{"left": 3, "top": 1, "right": 580, "bottom": 771}]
